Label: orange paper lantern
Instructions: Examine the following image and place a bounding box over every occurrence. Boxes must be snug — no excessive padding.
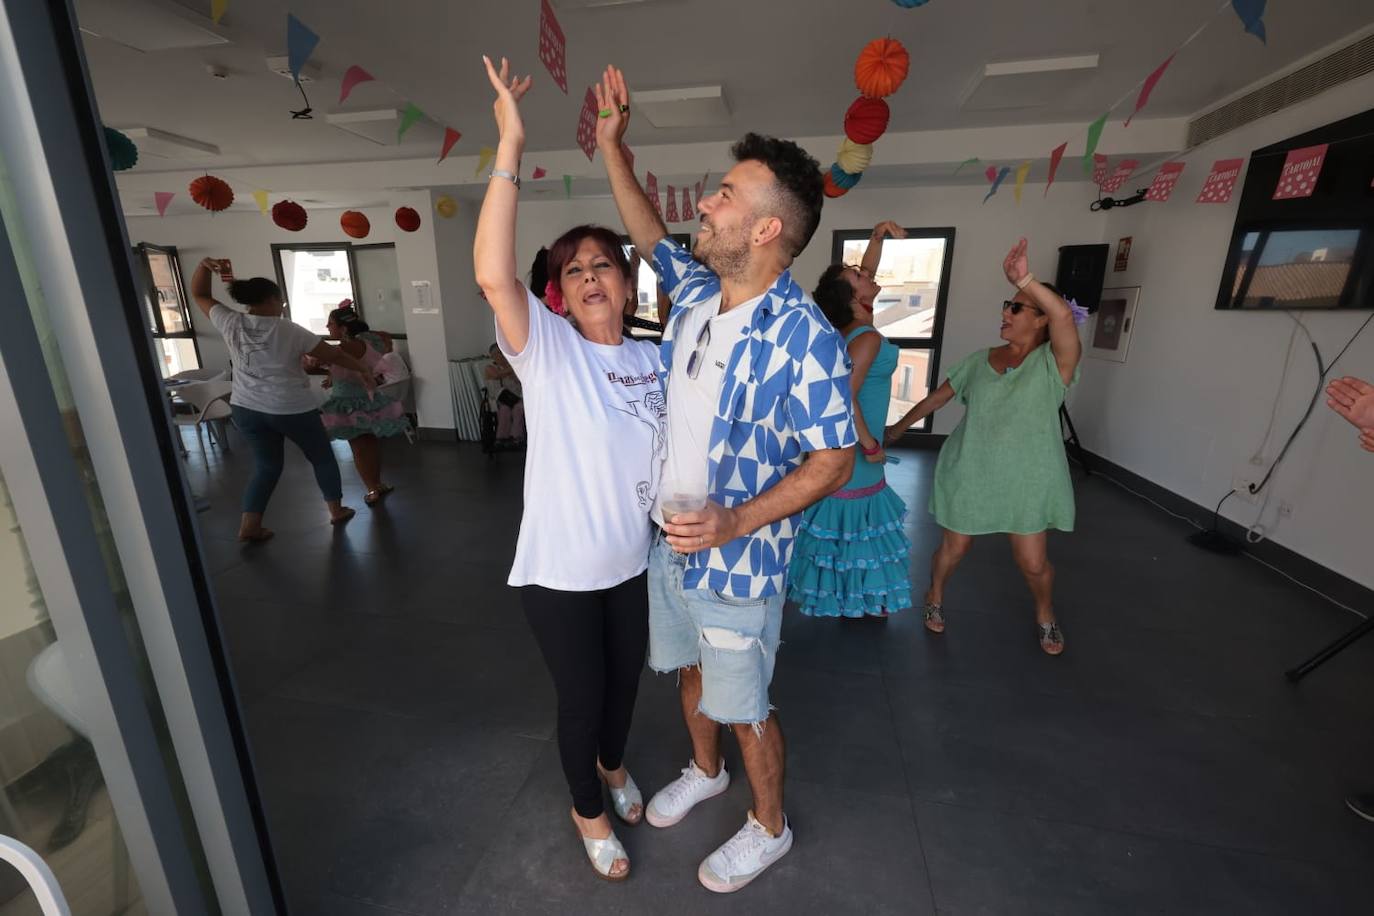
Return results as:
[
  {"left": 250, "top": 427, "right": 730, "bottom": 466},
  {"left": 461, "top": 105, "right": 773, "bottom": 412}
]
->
[
  {"left": 855, "top": 37, "right": 910, "bottom": 99},
  {"left": 189, "top": 175, "right": 234, "bottom": 212},
  {"left": 844, "top": 97, "right": 890, "bottom": 144},
  {"left": 340, "top": 210, "right": 371, "bottom": 239},
  {"left": 272, "top": 200, "right": 308, "bottom": 232},
  {"left": 823, "top": 171, "right": 849, "bottom": 199},
  {"left": 394, "top": 206, "right": 421, "bottom": 232}
]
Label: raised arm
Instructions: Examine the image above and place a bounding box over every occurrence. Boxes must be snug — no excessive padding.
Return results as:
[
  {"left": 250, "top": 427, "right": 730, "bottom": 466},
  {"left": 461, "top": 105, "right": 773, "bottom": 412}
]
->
[
  {"left": 886, "top": 381, "right": 955, "bottom": 443},
  {"left": 307, "top": 340, "right": 375, "bottom": 393},
  {"left": 595, "top": 66, "right": 667, "bottom": 256},
  {"left": 189, "top": 257, "right": 222, "bottom": 319},
  {"left": 1003, "top": 237, "right": 1080, "bottom": 385},
  {"left": 860, "top": 220, "right": 905, "bottom": 277},
  {"left": 473, "top": 56, "right": 535, "bottom": 353}
]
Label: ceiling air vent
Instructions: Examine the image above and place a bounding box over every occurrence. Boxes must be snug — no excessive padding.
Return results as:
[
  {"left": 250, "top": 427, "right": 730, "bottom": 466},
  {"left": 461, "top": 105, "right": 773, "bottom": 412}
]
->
[{"left": 1187, "top": 33, "right": 1374, "bottom": 149}]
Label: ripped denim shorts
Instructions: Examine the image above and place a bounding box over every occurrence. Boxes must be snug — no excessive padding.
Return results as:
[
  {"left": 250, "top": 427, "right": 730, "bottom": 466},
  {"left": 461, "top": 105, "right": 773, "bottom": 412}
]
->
[{"left": 647, "top": 534, "right": 785, "bottom": 726}]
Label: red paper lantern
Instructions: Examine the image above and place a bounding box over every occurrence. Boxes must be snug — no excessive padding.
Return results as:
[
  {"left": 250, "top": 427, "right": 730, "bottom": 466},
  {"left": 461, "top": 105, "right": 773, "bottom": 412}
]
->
[
  {"left": 855, "top": 37, "right": 910, "bottom": 99},
  {"left": 845, "top": 97, "right": 890, "bottom": 144},
  {"left": 394, "top": 206, "right": 421, "bottom": 232},
  {"left": 189, "top": 175, "right": 234, "bottom": 212},
  {"left": 272, "top": 200, "right": 308, "bottom": 232},
  {"left": 823, "top": 171, "right": 849, "bottom": 199},
  {"left": 340, "top": 210, "right": 371, "bottom": 239}
]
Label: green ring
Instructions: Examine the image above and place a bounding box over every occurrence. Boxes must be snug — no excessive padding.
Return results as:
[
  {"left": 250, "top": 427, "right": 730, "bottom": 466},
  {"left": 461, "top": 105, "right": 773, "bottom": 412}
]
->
[{"left": 598, "top": 108, "right": 613, "bottom": 119}]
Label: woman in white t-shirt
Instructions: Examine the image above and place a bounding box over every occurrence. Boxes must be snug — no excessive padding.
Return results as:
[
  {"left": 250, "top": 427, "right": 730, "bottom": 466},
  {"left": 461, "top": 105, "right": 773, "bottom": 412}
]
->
[
  {"left": 190, "top": 260, "right": 374, "bottom": 541},
  {"left": 475, "top": 57, "right": 664, "bottom": 883}
]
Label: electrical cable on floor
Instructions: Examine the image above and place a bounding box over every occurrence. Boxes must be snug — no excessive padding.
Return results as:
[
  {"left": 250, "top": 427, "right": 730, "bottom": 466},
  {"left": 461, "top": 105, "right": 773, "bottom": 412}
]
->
[{"left": 1093, "top": 469, "right": 1367, "bottom": 619}]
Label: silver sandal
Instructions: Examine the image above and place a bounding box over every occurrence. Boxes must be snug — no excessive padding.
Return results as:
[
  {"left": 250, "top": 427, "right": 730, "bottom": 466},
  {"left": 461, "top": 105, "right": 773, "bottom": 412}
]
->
[
  {"left": 923, "top": 603, "right": 946, "bottom": 634},
  {"left": 598, "top": 765, "right": 643, "bottom": 825},
  {"left": 572, "top": 813, "right": 630, "bottom": 882},
  {"left": 1038, "top": 621, "right": 1065, "bottom": 655}
]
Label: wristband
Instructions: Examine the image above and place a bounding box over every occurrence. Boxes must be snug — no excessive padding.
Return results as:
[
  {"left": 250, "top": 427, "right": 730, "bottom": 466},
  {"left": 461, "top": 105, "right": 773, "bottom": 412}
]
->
[
  {"left": 861, "top": 441, "right": 881, "bottom": 456},
  {"left": 1015, "top": 272, "right": 1034, "bottom": 291},
  {"left": 490, "top": 169, "right": 521, "bottom": 190}
]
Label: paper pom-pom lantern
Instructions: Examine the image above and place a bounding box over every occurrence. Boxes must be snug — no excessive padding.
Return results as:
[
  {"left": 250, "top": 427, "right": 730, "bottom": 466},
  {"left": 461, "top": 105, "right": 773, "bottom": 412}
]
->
[
  {"left": 189, "top": 175, "right": 234, "bottom": 212},
  {"left": 829, "top": 163, "right": 863, "bottom": 191},
  {"left": 394, "top": 206, "right": 421, "bottom": 232},
  {"left": 435, "top": 195, "right": 458, "bottom": 218},
  {"left": 823, "top": 170, "right": 849, "bottom": 199},
  {"left": 844, "top": 97, "right": 890, "bottom": 145},
  {"left": 104, "top": 127, "right": 138, "bottom": 171},
  {"left": 272, "top": 200, "right": 308, "bottom": 232},
  {"left": 340, "top": 210, "right": 371, "bottom": 239},
  {"left": 855, "top": 37, "right": 910, "bottom": 99},
  {"left": 836, "top": 140, "right": 874, "bottom": 176}
]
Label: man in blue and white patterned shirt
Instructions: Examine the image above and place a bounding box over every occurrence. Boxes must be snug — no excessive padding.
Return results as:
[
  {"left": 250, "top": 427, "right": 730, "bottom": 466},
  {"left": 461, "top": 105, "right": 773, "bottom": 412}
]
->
[{"left": 596, "top": 65, "right": 855, "bottom": 893}]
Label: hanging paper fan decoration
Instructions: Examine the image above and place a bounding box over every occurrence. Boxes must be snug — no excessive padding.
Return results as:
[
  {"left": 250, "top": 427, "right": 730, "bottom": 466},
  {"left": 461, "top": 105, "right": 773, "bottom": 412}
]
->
[
  {"left": 891, "top": 0, "right": 931, "bottom": 7},
  {"left": 822, "top": 170, "right": 849, "bottom": 199},
  {"left": 104, "top": 127, "right": 138, "bottom": 171},
  {"left": 829, "top": 163, "right": 863, "bottom": 191},
  {"left": 394, "top": 206, "right": 421, "bottom": 232},
  {"left": 844, "top": 97, "right": 890, "bottom": 145},
  {"left": 272, "top": 200, "right": 308, "bottom": 232},
  {"left": 340, "top": 210, "right": 371, "bottom": 239},
  {"left": 189, "top": 175, "right": 234, "bottom": 212},
  {"left": 837, "top": 139, "right": 874, "bottom": 175},
  {"left": 435, "top": 195, "right": 458, "bottom": 218},
  {"left": 855, "top": 37, "right": 910, "bottom": 99}
]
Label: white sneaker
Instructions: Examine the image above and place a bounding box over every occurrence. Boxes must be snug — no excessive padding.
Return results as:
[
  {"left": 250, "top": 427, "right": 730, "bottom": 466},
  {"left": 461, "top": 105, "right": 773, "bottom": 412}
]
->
[
  {"left": 644, "top": 759, "right": 729, "bottom": 828},
  {"left": 698, "top": 810, "right": 793, "bottom": 894}
]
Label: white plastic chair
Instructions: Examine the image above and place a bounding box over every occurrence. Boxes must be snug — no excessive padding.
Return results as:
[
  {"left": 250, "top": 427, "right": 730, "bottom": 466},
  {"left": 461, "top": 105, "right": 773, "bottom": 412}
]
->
[
  {"left": 0, "top": 836, "right": 72, "bottom": 915},
  {"left": 173, "top": 378, "right": 233, "bottom": 452}
]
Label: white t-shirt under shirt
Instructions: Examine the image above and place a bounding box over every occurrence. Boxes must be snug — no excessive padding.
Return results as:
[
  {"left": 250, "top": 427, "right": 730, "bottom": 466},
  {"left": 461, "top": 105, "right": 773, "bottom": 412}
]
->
[
  {"left": 498, "top": 288, "right": 666, "bottom": 591},
  {"left": 209, "top": 304, "right": 321, "bottom": 415},
  {"left": 651, "top": 292, "right": 764, "bottom": 527}
]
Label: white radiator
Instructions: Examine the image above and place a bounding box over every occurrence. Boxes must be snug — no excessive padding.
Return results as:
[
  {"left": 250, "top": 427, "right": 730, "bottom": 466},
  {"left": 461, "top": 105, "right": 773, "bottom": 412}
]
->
[{"left": 449, "top": 357, "right": 489, "bottom": 441}]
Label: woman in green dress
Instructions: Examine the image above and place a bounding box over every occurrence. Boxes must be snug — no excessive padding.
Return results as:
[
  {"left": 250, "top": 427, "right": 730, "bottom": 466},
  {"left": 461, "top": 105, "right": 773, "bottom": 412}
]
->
[{"left": 887, "top": 238, "right": 1084, "bottom": 655}]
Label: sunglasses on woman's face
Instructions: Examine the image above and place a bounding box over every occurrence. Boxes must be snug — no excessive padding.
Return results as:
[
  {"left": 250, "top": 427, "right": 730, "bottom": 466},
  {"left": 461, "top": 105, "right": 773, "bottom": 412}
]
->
[{"left": 1001, "top": 300, "right": 1044, "bottom": 316}]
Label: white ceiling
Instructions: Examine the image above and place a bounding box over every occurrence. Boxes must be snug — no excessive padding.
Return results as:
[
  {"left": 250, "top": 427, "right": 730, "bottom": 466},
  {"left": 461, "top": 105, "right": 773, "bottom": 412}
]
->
[{"left": 81, "top": 0, "right": 1374, "bottom": 177}]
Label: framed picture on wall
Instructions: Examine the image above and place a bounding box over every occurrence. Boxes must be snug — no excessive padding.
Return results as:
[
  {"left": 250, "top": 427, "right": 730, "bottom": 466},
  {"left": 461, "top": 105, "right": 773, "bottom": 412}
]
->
[{"left": 1087, "top": 286, "right": 1141, "bottom": 364}]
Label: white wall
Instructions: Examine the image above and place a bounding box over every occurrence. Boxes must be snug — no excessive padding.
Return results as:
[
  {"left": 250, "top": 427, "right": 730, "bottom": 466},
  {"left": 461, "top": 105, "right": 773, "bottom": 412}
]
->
[
  {"left": 506, "top": 180, "right": 1099, "bottom": 435},
  {"left": 125, "top": 209, "right": 398, "bottom": 373},
  {"left": 1071, "top": 71, "right": 1374, "bottom": 590}
]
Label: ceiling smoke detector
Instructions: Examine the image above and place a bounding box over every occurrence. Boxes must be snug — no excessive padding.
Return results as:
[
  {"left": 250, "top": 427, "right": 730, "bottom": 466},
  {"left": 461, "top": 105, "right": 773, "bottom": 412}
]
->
[{"left": 266, "top": 55, "right": 322, "bottom": 83}]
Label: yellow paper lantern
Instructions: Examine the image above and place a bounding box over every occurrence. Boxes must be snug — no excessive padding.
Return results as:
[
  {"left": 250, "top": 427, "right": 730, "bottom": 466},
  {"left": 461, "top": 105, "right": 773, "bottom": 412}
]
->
[
  {"left": 836, "top": 139, "right": 874, "bottom": 175},
  {"left": 435, "top": 195, "right": 458, "bottom": 218}
]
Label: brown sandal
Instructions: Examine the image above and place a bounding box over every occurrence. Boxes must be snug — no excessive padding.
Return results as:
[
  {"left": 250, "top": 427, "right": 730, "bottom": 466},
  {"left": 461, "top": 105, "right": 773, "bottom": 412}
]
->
[
  {"left": 1038, "top": 621, "right": 1065, "bottom": 656},
  {"left": 330, "top": 507, "right": 356, "bottom": 526},
  {"left": 923, "top": 603, "right": 945, "bottom": 634},
  {"left": 364, "top": 485, "right": 394, "bottom": 506}
]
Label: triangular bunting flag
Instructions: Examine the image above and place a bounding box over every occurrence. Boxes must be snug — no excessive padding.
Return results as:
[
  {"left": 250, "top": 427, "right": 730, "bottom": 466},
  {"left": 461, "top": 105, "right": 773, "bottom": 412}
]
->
[
  {"left": 1082, "top": 113, "right": 1107, "bottom": 174},
  {"left": 563, "top": 175, "right": 573, "bottom": 199},
  {"left": 398, "top": 103, "right": 425, "bottom": 142},
  {"left": 438, "top": 128, "right": 461, "bottom": 162},
  {"left": 682, "top": 187, "right": 695, "bottom": 221},
  {"left": 1231, "top": 0, "right": 1266, "bottom": 44},
  {"left": 339, "top": 65, "right": 374, "bottom": 105},
  {"left": 154, "top": 191, "right": 175, "bottom": 217},
  {"left": 983, "top": 167, "right": 1010, "bottom": 204},
  {"left": 251, "top": 190, "right": 270, "bottom": 215},
  {"left": 286, "top": 14, "right": 319, "bottom": 86},
  {"left": 1045, "top": 142, "right": 1067, "bottom": 196},
  {"left": 476, "top": 146, "right": 496, "bottom": 178},
  {"left": 211, "top": 0, "right": 228, "bottom": 25},
  {"left": 1125, "top": 54, "right": 1175, "bottom": 127},
  {"left": 954, "top": 157, "right": 980, "bottom": 176},
  {"left": 532, "top": 167, "right": 547, "bottom": 179},
  {"left": 1013, "top": 161, "right": 1031, "bottom": 205}
]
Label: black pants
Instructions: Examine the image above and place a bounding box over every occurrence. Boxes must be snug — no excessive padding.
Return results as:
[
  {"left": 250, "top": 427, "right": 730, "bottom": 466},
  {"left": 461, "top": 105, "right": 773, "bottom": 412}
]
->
[{"left": 522, "top": 573, "right": 649, "bottom": 818}]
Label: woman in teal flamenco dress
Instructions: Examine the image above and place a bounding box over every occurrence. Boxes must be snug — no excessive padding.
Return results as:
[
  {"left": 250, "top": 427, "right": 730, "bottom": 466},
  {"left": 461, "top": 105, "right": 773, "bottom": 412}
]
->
[
  {"left": 886, "top": 239, "right": 1085, "bottom": 655},
  {"left": 789, "top": 221, "right": 912, "bottom": 618},
  {"left": 316, "top": 303, "right": 411, "bottom": 506}
]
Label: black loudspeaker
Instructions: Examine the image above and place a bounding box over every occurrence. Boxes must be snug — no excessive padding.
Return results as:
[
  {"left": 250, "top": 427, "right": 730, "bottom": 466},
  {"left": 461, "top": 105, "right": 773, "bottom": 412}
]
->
[{"left": 1055, "top": 244, "right": 1110, "bottom": 313}]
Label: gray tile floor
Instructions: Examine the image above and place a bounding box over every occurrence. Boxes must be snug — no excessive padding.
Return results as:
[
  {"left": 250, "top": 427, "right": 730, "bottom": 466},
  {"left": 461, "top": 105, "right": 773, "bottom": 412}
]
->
[{"left": 183, "top": 431, "right": 1374, "bottom": 915}]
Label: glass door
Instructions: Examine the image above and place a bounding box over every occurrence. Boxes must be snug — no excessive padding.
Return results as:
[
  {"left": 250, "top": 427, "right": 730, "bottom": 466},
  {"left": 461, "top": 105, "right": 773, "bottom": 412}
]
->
[{"left": 134, "top": 243, "right": 201, "bottom": 378}]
